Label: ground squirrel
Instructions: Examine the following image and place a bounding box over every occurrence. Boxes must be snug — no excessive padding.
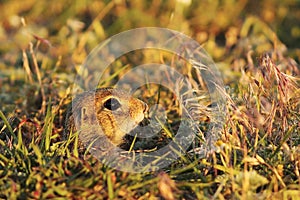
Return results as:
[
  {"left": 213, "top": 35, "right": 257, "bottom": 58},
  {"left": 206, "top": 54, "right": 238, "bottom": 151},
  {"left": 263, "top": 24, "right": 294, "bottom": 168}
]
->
[{"left": 64, "top": 87, "right": 148, "bottom": 152}]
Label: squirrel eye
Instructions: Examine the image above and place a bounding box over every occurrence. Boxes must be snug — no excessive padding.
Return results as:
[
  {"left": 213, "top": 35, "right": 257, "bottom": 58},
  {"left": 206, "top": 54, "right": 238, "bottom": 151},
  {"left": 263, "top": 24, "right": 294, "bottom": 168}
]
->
[{"left": 103, "top": 98, "right": 121, "bottom": 111}]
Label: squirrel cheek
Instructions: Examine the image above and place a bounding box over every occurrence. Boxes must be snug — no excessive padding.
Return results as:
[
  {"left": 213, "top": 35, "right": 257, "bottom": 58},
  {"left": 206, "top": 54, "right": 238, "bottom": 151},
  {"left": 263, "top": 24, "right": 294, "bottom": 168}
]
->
[{"left": 134, "top": 111, "right": 146, "bottom": 125}]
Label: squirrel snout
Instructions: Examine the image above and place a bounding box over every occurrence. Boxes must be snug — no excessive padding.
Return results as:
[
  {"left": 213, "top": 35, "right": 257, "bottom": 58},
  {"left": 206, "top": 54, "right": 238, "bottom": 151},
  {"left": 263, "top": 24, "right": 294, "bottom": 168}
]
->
[{"left": 143, "top": 102, "right": 149, "bottom": 119}]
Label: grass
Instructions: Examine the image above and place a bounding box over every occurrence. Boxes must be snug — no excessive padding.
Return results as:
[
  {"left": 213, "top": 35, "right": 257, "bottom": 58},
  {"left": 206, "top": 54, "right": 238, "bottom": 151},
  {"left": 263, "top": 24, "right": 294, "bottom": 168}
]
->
[{"left": 0, "top": 0, "right": 300, "bottom": 199}]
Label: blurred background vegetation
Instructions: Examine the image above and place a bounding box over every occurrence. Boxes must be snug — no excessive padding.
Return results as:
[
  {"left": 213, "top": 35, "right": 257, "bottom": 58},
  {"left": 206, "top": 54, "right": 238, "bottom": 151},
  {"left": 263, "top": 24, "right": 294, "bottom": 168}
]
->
[
  {"left": 0, "top": 0, "right": 299, "bottom": 114},
  {"left": 0, "top": 0, "right": 298, "bottom": 113},
  {"left": 0, "top": 0, "right": 299, "bottom": 199}
]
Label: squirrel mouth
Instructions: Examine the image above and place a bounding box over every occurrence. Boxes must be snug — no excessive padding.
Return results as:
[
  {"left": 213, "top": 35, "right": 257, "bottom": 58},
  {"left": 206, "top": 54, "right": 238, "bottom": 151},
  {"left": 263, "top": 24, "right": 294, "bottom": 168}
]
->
[{"left": 138, "top": 117, "right": 150, "bottom": 127}]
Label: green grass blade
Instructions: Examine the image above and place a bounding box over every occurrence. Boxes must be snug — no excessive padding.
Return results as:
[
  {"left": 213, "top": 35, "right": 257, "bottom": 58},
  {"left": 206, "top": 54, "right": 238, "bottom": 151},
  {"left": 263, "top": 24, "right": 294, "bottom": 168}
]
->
[{"left": 0, "top": 110, "right": 14, "bottom": 136}]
